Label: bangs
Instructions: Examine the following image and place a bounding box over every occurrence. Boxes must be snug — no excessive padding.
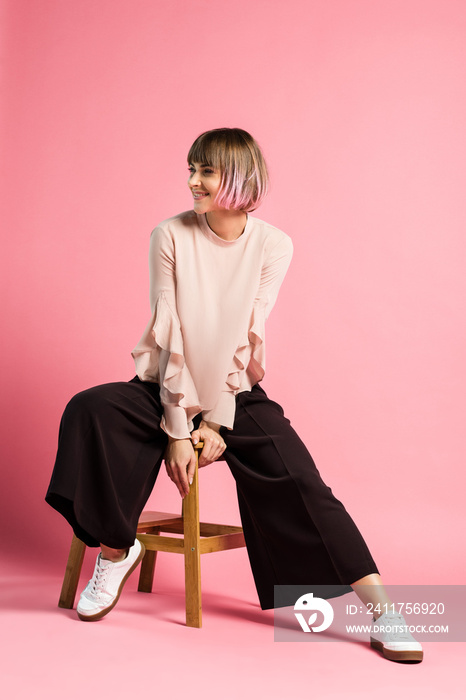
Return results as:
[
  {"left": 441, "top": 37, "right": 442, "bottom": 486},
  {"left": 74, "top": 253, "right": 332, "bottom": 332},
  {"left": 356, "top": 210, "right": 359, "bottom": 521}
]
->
[{"left": 187, "top": 132, "right": 228, "bottom": 171}]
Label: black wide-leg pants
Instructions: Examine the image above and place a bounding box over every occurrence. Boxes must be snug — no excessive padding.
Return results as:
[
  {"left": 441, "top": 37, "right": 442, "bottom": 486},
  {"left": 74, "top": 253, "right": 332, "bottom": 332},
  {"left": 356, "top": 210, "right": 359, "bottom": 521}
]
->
[{"left": 46, "top": 377, "right": 379, "bottom": 610}]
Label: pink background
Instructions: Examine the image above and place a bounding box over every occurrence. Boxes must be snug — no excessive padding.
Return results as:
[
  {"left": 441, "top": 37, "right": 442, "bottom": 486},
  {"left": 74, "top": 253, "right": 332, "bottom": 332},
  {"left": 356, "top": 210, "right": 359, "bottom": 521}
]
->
[{"left": 1, "top": 1, "right": 465, "bottom": 696}]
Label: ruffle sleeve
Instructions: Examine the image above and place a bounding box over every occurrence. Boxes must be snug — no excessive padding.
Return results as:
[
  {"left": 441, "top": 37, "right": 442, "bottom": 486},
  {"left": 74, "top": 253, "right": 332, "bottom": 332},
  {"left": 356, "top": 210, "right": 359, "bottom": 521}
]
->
[
  {"left": 201, "top": 300, "right": 267, "bottom": 429},
  {"left": 226, "top": 300, "right": 267, "bottom": 392},
  {"left": 224, "top": 233, "right": 293, "bottom": 404},
  {"left": 132, "top": 291, "right": 201, "bottom": 439}
]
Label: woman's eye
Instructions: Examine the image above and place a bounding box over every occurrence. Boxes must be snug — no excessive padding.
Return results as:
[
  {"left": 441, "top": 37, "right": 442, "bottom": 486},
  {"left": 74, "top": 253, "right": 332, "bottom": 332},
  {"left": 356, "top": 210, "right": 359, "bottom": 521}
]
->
[{"left": 187, "top": 166, "right": 215, "bottom": 176}]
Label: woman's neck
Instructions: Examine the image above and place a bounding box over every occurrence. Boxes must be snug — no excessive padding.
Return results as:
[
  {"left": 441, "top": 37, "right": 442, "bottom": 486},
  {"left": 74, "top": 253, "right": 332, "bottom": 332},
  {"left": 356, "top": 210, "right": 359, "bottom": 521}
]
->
[{"left": 205, "top": 210, "right": 248, "bottom": 241}]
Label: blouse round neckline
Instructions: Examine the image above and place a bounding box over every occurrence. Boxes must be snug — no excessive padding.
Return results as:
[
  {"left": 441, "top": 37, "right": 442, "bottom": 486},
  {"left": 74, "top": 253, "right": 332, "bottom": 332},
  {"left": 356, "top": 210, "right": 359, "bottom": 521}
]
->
[{"left": 196, "top": 212, "right": 252, "bottom": 246}]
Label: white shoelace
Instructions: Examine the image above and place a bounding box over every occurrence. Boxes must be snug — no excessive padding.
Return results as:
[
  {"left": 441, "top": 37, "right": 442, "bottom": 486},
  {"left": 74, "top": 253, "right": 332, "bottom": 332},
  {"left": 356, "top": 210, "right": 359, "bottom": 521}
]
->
[{"left": 85, "top": 556, "right": 111, "bottom": 602}]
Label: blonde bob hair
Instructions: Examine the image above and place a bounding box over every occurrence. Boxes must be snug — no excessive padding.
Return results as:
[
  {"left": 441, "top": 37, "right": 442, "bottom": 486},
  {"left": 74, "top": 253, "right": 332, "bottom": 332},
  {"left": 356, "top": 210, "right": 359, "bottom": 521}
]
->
[{"left": 187, "top": 128, "right": 269, "bottom": 212}]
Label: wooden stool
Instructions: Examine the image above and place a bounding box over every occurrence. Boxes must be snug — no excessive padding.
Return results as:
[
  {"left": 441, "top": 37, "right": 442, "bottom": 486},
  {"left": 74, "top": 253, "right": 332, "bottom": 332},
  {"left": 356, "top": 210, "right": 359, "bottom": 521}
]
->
[{"left": 58, "top": 443, "right": 245, "bottom": 627}]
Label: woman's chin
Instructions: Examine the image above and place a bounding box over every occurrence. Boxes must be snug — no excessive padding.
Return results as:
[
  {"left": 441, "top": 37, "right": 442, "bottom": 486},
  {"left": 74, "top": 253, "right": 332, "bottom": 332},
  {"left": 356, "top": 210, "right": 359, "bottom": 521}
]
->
[{"left": 192, "top": 201, "right": 210, "bottom": 214}]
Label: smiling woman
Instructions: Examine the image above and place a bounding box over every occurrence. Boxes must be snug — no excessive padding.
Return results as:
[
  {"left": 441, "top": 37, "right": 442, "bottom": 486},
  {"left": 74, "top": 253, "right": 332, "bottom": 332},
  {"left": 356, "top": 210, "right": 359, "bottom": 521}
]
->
[
  {"left": 188, "top": 163, "right": 223, "bottom": 209},
  {"left": 187, "top": 162, "right": 248, "bottom": 241},
  {"left": 188, "top": 127, "right": 268, "bottom": 212},
  {"left": 45, "top": 127, "right": 422, "bottom": 662}
]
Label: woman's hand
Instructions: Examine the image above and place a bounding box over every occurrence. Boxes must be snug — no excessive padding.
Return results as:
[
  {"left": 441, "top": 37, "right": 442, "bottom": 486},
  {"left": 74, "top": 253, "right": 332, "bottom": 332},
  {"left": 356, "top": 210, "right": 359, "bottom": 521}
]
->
[
  {"left": 164, "top": 438, "right": 196, "bottom": 498},
  {"left": 191, "top": 420, "right": 227, "bottom": 467}
]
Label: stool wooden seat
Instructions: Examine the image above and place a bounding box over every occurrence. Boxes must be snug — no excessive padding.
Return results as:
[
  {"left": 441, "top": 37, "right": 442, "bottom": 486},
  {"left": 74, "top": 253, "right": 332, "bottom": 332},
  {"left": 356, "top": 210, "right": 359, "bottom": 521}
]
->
[{"left": 58, "top": 443, "right": 245, "bottom": 627}]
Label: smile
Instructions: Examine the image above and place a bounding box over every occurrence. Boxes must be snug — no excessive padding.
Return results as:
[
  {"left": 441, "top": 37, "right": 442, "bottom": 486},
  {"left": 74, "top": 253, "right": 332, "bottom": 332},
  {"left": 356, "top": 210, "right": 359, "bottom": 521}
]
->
[{"left": 192, "top": 191, "right": 209, "bottom": 200}]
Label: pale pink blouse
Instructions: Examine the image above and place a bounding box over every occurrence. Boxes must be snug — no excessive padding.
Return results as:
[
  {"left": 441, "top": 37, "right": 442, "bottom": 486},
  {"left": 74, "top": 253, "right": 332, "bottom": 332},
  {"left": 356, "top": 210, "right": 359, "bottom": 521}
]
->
[{"left": 132, "top": 210, "right": 293, "bottom": 439}]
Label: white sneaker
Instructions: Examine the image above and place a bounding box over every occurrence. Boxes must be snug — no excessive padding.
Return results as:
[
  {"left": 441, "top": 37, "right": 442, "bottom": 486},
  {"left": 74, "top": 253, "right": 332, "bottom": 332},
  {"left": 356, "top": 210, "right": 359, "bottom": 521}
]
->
[
  {"left": 370, "top": 612, "right": 423, "bottom": 662},
  {"left": 77, "top": 539, "right": 145, "bottom": 621}
]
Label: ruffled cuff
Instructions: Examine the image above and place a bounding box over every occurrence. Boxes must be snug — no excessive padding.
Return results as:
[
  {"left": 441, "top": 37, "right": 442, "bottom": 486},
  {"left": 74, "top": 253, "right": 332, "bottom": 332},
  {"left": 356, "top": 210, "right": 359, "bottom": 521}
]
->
[
  {"left": 225, "top": 300, "right": 267, "bottom": 393},
  {"left": 201, "top": 302, "right": 267, "bottom": 431},
  {"left": 132, "top": 292, "right": 201, "bottom": 438},
  {"left": 202, "top": 391, "right": 236, "bottom": 430},
  {"left": 161, "top": 405, "right": 193, "bottom": 440}
]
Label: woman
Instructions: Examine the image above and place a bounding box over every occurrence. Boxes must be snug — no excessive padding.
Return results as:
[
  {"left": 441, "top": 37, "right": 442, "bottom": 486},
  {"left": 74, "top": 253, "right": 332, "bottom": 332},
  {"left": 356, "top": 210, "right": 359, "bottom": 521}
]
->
[{"left": 46, "top": 127, "right": 422, "bottom": 662}]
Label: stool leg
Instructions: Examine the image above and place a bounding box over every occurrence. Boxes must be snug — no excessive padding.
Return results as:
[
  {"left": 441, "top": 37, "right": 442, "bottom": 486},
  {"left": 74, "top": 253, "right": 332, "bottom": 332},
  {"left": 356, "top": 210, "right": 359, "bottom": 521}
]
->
[
  {"left": 58, "top": 534, "right": 86, "bottom": 609},
  {"left": 137, "top": 531, "right": 159, "bottom": 593},
  {"left": 183, "top": 455, "right": 202, "bottom": 628}
]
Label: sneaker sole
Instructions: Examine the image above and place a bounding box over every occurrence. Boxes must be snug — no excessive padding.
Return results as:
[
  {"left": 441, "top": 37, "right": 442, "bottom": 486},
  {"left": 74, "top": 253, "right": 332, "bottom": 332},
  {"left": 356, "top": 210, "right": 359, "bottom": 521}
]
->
[
  {"left": 77, "top": 541, "right": 146, "bottom": 622},
  {"left": 370, "top": 638, "right": 423, "bottom": 662}
]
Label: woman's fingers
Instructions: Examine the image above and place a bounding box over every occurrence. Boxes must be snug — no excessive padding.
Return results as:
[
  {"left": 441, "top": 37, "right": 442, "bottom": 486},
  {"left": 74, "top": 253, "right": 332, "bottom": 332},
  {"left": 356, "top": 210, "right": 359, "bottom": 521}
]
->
[
  {"left": 189, "top": 422, "right": 226, "bottom": 468},
  {"left": 191, "top": 429, "right": 201, "bottom": 446},
  {"left": 164, "top": 439, "right": 196, "bottom": 498},
  {"left": 186, "top": 452, "right": 196, "bottom": 485},
  {"left": 166, "top": 461, "right": 187, "bottom": 497},
  {"left": 197, "top": 433, "right": 227, "bottom": 467}
]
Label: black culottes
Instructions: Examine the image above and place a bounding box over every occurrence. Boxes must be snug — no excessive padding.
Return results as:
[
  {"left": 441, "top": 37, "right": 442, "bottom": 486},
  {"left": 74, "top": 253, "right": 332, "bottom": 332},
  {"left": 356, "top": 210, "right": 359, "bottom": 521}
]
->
[{"left": 45, "top": 378, "right": 379, "bottom": 609}]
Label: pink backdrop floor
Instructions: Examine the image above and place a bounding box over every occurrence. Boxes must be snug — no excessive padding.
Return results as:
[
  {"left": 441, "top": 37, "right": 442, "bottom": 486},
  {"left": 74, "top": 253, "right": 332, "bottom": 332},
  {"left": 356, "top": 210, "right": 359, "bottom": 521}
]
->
[{"left": 1, "top": 556, "right": 464, "bottom": 700}]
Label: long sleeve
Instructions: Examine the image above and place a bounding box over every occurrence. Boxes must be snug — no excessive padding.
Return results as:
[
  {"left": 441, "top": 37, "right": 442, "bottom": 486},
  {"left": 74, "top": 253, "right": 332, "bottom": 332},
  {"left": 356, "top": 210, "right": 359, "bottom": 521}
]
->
[
  {"left": 131, "top": 227, "right": 201, "bottom": 439},
  {"left": 201, "top": 234, "right": 293, "bottom": 428},
  {"left": 132, "top": 211, "right": 293, "bottom": 438}
]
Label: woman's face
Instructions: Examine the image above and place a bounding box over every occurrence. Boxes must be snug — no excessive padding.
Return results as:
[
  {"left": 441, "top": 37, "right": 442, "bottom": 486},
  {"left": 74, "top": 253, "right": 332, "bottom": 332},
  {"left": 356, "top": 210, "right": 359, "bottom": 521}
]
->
[{"left": 188, "top": 162, "right": 223, "bottom": 214}]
